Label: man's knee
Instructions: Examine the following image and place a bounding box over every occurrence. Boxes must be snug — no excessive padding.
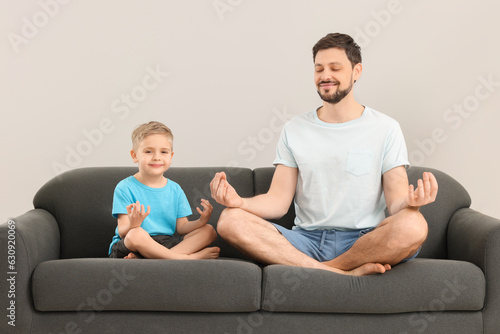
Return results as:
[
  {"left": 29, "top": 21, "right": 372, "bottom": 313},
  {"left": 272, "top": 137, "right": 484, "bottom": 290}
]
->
[
  {"left": 388, "top": 209, "right": 428, "bottom": 250},
  {"left": 217, "top": 208, "right": 245, "bottom": 238}
]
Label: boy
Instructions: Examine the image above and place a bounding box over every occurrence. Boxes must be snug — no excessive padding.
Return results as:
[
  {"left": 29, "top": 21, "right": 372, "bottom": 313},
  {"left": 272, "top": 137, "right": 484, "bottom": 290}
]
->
[{"left": 108, "top": 121, "right": 220, "bottom": 260}]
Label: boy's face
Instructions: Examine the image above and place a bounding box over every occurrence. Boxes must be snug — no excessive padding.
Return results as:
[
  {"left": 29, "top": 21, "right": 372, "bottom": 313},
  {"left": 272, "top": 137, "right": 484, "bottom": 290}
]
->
[
  {"left": 314, "top": 47, "right": 362, "bottom": 104},
  {"left": 130, "top": 134, "right": 174, "bottom": 178}
]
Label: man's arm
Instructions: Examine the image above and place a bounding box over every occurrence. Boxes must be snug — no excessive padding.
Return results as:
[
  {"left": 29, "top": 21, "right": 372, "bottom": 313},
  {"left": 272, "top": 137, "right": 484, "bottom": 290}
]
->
[
  {"left": 210, "top": 164, "right": 298, "bottom": 220},
  {"left": 383, "top": 166, "right": 438, "bottom": 216}
]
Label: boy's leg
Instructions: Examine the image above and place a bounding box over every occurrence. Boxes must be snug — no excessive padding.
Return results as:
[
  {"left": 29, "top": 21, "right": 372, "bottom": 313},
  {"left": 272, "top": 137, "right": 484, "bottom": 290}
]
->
[
  {"left": 124, "top": 227, "right": 218, "bottom": 260},
  {"left": 170, "top": 224, "right": 219, "bottom": 255}
]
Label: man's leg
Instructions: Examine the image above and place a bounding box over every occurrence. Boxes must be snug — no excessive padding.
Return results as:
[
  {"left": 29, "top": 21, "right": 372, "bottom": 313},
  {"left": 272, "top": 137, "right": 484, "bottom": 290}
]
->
[
  {"left": 216, "top": 208, "right": 387, "bottom": 276},
  {"left": 324, "top": 208, "right": 428, "bottom": 271}
]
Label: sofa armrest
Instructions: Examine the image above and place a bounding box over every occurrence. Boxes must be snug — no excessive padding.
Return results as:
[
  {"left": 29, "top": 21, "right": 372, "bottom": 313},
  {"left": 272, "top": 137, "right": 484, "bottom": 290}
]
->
[
  {"left": 448, "top": 208, "right": 500, "bottom": 334},
  {"left": 0, "top": 209, "right": 60, "bottom": 333}
]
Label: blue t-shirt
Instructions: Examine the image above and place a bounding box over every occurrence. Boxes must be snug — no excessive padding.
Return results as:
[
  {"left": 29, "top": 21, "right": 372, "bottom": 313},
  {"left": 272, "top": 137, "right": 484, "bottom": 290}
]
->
[
  {"left": 273, "top": 106, "right": 410, "bottom": 231},
  {"left": 108, "top": 176, "right": 192, "bottom": 255}
]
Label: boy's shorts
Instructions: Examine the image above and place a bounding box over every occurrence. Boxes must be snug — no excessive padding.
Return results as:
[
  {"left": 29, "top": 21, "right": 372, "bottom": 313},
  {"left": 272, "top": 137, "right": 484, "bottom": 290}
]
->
[
  {"left": 272, "top": 224, "right": 419, "bottom": 263},
  {"left": 109, "top": 234, "right": 184, "bottom": 259}
]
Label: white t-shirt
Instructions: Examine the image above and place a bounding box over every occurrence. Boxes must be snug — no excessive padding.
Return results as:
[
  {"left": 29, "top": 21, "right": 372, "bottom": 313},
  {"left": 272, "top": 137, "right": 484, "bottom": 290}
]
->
[{"left": 273, "top": 106, "right": 410, "bottom": 231}]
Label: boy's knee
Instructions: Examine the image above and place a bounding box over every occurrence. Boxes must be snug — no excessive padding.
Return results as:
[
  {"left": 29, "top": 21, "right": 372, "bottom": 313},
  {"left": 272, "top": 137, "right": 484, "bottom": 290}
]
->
[
  {"left": 124, "top": 227, "right": 148, "bottom": 248},
  {"left": 203, "top": 224, "right": 217, "bottom": 242}
]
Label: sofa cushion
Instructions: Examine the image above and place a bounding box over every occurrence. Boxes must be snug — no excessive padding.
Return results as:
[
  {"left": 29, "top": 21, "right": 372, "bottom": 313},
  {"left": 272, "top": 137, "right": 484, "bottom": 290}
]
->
[
  {"left": 261, "top": 259, "right": 484, "bottom": 313},
  {"left": 32, "top": 258, "right": 261, "bottom": 312}
]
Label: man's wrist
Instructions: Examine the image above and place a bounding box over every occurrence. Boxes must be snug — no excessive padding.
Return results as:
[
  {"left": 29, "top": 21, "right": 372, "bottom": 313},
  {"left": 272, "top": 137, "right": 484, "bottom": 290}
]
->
[{"left": 238, "top": 198, "right": 248, "bottom": 211}]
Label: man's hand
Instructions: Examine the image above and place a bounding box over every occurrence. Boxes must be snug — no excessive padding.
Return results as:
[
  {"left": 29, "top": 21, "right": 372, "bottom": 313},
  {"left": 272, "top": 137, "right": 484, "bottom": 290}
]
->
[
  {"left": 405, "top": 172, "right": 438, "bottom": 209},
  {"left": 210, "top": 172, "right": 244, "bottom": 208},
  {"left": 126, "top": 200, "right": 151, "bottom": 228},
  {"left": 197, "top": 199, "right": 213, "bottom": 225}
]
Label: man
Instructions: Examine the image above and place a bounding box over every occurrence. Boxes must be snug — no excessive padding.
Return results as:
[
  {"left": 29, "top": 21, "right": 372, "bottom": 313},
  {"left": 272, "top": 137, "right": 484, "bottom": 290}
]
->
[{"left": 210, "top": 33, "right": 437, "bottom": 276}]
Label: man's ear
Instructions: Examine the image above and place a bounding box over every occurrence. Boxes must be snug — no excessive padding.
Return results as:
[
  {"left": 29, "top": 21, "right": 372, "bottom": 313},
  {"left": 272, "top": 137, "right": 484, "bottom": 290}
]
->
[
  {"left": 130, "top": 149, "right": 138, "bottom": 163},
  {"left": 353, "top": 63, "right": 362, "bottom": 83}
]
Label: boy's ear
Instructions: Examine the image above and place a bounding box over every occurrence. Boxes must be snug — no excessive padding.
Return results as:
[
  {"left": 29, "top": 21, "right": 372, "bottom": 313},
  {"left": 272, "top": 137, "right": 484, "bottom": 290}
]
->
[{"left": 130, "top": 149, "right": 138, "bottom": 163}]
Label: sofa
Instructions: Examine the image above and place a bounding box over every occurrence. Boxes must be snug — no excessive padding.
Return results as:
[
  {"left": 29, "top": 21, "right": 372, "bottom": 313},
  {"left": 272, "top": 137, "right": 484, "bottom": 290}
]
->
[{"left": 1, "top": 165, "right": 499, "bottom": 334}]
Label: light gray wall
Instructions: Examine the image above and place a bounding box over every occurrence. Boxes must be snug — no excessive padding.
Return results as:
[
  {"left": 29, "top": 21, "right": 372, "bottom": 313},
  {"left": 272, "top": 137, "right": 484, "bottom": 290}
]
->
[{"left": 2, "top": 0, "right": 499, "bottom": 222}]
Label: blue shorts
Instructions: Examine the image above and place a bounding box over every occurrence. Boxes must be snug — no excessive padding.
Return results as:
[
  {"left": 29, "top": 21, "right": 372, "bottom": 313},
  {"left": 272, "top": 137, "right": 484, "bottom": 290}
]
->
[{"left": 272, "top": 224, "right": 419, "bottom": 263}]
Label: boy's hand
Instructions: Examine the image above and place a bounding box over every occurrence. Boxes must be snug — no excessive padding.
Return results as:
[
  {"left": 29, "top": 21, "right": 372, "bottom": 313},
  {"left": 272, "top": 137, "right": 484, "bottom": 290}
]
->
[
  {"left": 126, "top": 200, "right": 151, "bottom": 228},
  {"left": 197, "top": 199, "right": 213, "bottom": 225},
  {"left": 210, "top": 172, "right": 244, "bottom": 208}
]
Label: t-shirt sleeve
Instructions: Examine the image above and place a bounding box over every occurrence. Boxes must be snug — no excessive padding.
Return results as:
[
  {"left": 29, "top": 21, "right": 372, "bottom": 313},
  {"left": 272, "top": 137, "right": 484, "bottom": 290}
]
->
[
  {"left": 176, "top": 187, "right": 193, "bottom": 218},
  {"left": 273, "top": 125, "right": 298, "bottom": 168},
  {"left": 112, "top": 183, "right": 132, "bottom": 218},
  {"left": 382, "top": 122, "right": 410, "bottom": 174}
]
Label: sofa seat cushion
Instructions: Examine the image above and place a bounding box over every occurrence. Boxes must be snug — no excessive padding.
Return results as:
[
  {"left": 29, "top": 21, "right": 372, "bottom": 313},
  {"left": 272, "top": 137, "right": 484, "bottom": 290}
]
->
[
  {"left": 261, "top": 259, "right": 485, "bottom": 313},
  {"left": 32, "top": 258, "right": 261, "bottom": 312}
]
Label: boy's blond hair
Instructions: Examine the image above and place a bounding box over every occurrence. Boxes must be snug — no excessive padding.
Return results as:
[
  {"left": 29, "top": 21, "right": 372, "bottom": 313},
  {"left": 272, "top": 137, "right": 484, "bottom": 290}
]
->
[{"left": 131, "top": 121, "right": 173, "bottom": 150}]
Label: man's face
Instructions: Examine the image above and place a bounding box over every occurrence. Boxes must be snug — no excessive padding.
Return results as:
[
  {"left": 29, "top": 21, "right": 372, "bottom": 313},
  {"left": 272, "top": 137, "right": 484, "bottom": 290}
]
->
[{"left": 314, "top": 48, "right": 361, "bottom": 104}]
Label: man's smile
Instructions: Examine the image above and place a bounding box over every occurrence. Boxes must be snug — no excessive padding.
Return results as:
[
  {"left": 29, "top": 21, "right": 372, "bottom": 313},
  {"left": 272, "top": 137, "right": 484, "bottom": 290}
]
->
[{"left": 319, "top": 81, "right": 339, "bottom": 89}]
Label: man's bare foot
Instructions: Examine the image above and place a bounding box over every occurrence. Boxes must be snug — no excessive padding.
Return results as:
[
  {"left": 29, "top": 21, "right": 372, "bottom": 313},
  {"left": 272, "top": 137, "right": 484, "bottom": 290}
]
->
[
  {"left": 124, "top": 252, "right": 138, "bottom": 259},
  {"left": 345, "top": 263, "right": 390, "bottom": 276},
  {"left": 189, "top": 247, "right": 220, "bottom": 259},
  {"left": 319, "top": 262, "right": 390, "bottom": 276}
]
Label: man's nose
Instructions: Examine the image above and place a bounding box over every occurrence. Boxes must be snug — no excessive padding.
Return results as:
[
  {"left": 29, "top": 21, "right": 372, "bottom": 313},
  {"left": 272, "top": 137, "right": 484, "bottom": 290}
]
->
[{"left": 321, "top": 70, "right": 333, "bottom": 81}]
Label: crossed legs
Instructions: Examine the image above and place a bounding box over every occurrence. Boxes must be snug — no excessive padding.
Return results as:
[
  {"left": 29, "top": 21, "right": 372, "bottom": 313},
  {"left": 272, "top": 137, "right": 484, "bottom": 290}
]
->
[
  {"left": 123, "top": 225, "right": 220, "bottom": 260},
  {"left": 216, "top": 207, "right": 427, "bottom": 276}
]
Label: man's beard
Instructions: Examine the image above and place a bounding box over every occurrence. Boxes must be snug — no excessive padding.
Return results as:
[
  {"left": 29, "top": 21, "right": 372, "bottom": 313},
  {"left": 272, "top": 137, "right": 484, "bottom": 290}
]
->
[{"left": 317, "top": 78, "right": 354, "bottom": 104}]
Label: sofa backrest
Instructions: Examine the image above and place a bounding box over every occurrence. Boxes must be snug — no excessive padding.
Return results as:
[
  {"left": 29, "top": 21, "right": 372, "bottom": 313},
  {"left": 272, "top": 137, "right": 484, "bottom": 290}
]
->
[
  {"left": 405, "top": 166, "right": 471, "bottom": 258},
  {"left": 33, "top": 167, "right": 254, "bottom": 259},
  {"left": 33, "top": 165, "right": 471, "bottom": 260}
]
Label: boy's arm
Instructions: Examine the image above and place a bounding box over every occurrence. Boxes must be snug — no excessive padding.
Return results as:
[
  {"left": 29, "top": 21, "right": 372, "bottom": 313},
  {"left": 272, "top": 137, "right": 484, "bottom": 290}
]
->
[
  {"left": 210, "top": 164, "right": 298, "bottom": 220},
  {"left": 176, "top": 199, "right": 213, "bottom": 235},
  {"left": 117, "top": 201, "right": 151, "bottom": 238}
]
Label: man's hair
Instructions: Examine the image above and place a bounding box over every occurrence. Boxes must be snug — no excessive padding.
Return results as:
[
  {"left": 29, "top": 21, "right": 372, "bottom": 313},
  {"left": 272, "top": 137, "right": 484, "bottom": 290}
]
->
[
  {"left": 131, "top": 121, "right": 173, "bottom": 150},
  {"left": 312, "top": 33, "right": 362, "bottom": 67}
]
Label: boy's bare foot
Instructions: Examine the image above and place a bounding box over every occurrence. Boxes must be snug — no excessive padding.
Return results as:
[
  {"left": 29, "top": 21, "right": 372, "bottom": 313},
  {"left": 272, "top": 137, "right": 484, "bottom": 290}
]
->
[
  {"left": 189, "top": 247, "right": 220, "bottom": 260},
  {"left": 124, "top": 252, "right": 138, "bottom": 259}
]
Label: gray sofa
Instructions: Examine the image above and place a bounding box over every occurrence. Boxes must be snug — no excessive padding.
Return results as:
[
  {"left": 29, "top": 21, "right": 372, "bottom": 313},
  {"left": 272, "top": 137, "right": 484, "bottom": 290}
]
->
[{"left": 1, "top": 166, "right": 499, "bottom": 333}]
